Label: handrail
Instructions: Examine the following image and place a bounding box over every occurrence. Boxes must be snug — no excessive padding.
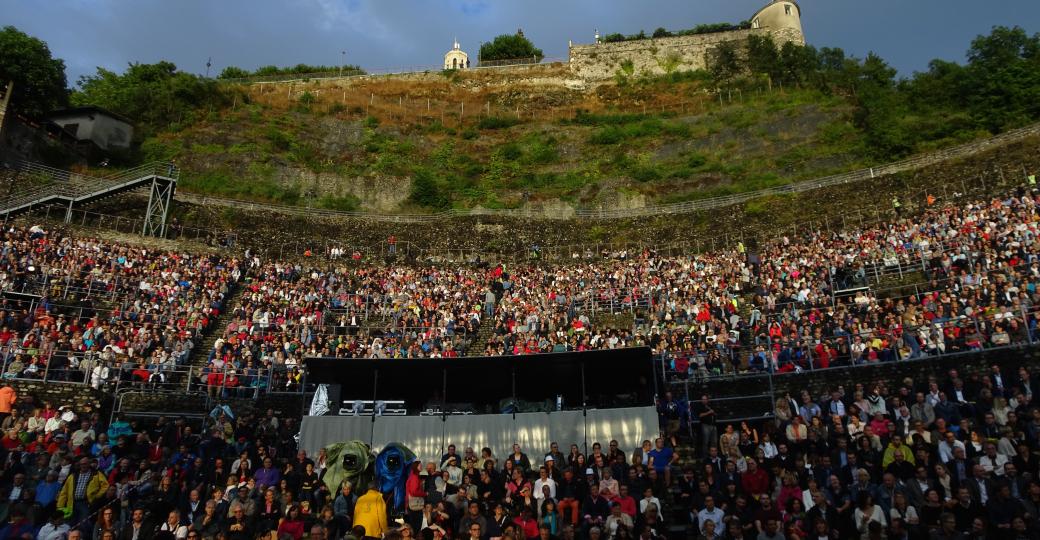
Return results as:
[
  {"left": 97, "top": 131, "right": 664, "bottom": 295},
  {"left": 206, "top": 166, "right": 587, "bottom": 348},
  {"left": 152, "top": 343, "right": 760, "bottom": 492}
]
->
[{"left": 0, "top": 161, "right": 177, "bottom": 214}]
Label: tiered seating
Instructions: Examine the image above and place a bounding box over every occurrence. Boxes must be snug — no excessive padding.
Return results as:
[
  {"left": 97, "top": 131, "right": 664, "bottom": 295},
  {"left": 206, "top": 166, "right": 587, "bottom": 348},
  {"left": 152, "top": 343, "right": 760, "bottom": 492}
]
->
[
  {"left": 193, "top": 191, "right": 1039, "bottom": 388},
  {"left": 0, "top": 225, "right": 241, "bottom": 388}
]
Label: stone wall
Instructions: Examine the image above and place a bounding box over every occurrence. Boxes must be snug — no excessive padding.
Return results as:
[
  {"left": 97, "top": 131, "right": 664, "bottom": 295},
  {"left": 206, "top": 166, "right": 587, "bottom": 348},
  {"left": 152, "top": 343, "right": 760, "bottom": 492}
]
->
[{"left": 568, "top": 27, "right": 804, "bottom": 81}]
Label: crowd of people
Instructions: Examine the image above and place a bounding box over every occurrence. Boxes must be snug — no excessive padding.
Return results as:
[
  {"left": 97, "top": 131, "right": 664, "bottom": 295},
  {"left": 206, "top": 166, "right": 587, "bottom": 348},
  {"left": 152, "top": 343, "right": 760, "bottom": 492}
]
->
[
  {"left": 2, "top": 353, "right": 1040, "bottom": 540},
  {"left": 646, "top": 361, "right": 1040, "bottom": 539},
  {"left": 0, "top": 390, "right": 313, "bottom": 540},
  {"left": 185, "top": 187, "right": 1040, "bottom": 393},
  {"left": 0, "top": 226, "right": 241, "bottom": 390},
  {"left": 0, "top": 181, "right": 1038, "bottom": 540}
]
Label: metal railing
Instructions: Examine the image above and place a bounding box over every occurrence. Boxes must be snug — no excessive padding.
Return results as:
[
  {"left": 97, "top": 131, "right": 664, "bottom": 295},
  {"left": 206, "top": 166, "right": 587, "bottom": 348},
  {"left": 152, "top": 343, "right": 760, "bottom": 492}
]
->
[{"left": 0, "top": 161, "right": 177, "bottom": 217}]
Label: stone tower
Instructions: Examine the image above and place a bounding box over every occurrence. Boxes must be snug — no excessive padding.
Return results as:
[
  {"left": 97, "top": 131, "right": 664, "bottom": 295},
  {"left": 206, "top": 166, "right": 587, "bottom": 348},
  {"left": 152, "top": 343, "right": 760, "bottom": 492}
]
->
[{"left": 750, "top": 0, "right": 805, "bottom": 45}]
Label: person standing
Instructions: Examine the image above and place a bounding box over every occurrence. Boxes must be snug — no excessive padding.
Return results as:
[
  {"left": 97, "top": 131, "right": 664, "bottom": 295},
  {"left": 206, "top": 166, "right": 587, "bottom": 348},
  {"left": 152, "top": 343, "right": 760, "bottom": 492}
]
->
[
  {"left": 693, "top": 395, "right": 717, "bottom": 458},
  {"left": 57, "top": 458, "right": 108, "bottom": 531},
  {"left": 353, "top": 483, "right": 387, "bottom": 539},
  {"left": 656, "top": 392, "right": 682, "bottom": 448}
]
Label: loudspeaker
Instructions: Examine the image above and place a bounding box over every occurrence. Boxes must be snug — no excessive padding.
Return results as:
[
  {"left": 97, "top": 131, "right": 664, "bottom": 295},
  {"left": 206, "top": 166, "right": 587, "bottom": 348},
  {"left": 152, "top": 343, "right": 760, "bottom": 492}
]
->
[{"left": 325, "top": 384, "right": 342, "bottom": 415}]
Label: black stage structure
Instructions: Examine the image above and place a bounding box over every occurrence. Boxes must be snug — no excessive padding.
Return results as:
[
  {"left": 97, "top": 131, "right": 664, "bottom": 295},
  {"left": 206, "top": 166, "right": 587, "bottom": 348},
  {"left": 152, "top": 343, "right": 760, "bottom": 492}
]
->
[{"left": 304, "top": 346, "right": 657, "bottom": 415}]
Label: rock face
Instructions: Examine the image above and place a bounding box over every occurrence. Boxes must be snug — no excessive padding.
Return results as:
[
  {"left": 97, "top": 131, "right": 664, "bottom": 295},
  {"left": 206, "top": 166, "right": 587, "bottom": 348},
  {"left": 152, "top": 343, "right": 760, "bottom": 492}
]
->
[{"left": 296, "top": 170, "right": 412, "bottom": 212}]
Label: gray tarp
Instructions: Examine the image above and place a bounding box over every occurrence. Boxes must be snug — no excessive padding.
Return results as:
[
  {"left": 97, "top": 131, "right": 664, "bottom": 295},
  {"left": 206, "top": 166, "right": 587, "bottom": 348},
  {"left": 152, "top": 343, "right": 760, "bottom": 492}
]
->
[{"left": 299, "top": 406, "right": 658, "bottom": 464}]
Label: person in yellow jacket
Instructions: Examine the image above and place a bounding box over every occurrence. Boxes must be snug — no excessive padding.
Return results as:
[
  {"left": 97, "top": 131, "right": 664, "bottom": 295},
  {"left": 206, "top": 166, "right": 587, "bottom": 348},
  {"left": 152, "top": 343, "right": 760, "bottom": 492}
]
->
[
  {"left": 881, "top": 436, "right": 915, "bottom": 468},
  {"left": 57, "top": 458, "right": 109, "bottom": 523},
  {"left": 352, "top": 483, "right": 387, "bottom": 539}
]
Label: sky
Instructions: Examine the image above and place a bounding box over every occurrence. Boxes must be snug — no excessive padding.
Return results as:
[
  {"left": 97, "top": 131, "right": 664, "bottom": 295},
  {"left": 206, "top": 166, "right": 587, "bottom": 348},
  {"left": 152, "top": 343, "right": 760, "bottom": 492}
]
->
[{"left": 3, "top": 0, "right": 1039, "bottom": 85}]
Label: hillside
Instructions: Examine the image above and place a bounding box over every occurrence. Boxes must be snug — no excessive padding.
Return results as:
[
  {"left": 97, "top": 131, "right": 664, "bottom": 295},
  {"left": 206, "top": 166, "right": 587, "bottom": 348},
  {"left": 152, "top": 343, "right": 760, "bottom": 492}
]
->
[
  {"left": 140, "top": 67, "right": 866, "bottom": 213},
  {"left": 56, "top": 26, "right": 1038, "bottom": 215}
]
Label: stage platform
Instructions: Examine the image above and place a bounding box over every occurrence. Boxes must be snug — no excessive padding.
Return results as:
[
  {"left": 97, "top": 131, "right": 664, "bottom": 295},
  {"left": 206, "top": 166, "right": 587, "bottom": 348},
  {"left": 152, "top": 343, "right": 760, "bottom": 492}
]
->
[{"left": 298, "top": 406, "right": 658, "bottom": 463}]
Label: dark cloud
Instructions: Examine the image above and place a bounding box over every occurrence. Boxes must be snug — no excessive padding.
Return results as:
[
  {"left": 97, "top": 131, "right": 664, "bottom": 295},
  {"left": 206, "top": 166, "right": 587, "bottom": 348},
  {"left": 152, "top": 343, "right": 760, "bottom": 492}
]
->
[{"left": 2, "top": 0, "right": 1037, "bottom": 84}]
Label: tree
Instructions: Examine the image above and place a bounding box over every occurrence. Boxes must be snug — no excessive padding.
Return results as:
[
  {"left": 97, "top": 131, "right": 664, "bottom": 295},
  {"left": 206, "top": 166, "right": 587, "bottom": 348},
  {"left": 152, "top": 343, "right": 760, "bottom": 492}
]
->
[
  {"left": 479, "top": 33, "right": 544, "bottom": 63},
  {"left": 72, "top": 61, "right": 228, "bottom": 137},
  {"left": 709, "top": 42, "right": 741, "bottom": 82},
  {"left": 409, "top": 168, "right": 449, "bottom": 209},
  {"left": 0, "top": 26, "right": 68, "bottom": 118},
  {"left": 778, "top": 42, "right": 819, "bottom": 87},
  {"left": 218, "top": 66, "right": 250, "bottom": 79},
  {"left": 961, "top": 26, "right": 1040, "bottom": 131},
  {"left": 652, "top": 28, "right": 673, "bottom": 39},
  {"left": 745, "top": 35, "right": 781, "bottom": 81}
]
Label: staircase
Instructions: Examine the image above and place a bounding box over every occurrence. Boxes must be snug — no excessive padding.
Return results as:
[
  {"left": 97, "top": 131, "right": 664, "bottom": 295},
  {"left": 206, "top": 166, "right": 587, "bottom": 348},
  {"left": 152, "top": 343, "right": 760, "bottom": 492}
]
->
[
  {"left": 111, "top": 283, "right": 245, "bottom": 419},
  {"left": 0, "top": 162, "right": 177, "bottom": 236},
  {"left": 466, "top": 321, "right": 496, "bottom": 356},
  {"left": 186, "top": 285, "right": 246, "bottom": 375}
]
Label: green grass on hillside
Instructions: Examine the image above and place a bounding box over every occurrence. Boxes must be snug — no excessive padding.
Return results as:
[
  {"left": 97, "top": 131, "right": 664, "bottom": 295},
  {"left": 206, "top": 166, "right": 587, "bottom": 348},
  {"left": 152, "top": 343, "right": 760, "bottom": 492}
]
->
[{"left": 140, "top": 86, "right": 872, "bottom": 211}]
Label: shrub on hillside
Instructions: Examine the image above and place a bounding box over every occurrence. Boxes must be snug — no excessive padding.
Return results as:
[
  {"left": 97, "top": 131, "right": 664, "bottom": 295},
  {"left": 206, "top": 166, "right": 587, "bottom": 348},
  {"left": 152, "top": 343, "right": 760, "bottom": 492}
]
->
[{"left": 478, "top": 116, "right": 521, "bottom": 130}]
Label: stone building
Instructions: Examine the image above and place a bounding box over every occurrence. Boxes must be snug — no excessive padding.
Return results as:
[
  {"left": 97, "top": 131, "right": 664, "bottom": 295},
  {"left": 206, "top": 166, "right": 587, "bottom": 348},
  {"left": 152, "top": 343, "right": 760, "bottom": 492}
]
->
[{"left": 444, "top": 39, "right": 470, "bottom": 70}]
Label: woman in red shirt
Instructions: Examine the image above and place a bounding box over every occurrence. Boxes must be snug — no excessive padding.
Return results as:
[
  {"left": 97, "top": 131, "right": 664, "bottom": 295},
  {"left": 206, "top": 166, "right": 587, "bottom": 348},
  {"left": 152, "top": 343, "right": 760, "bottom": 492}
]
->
[{"left": 277, "top": 504, "right": 306, "bottom": 540}]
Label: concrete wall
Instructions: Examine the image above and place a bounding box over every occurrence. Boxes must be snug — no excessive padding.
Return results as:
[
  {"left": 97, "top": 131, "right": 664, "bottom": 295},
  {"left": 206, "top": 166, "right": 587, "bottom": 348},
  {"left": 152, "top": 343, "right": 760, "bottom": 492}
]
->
[
  {"left": 89, "top": 114, "right": 133, "bottom": 150},
  {"left": 568, "top": 26, "right": 805, "bottom": 81}
]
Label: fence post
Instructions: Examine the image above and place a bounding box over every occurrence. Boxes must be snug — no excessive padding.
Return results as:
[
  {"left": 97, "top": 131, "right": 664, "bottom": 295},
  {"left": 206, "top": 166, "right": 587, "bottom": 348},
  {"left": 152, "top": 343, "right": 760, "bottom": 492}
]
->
[
  {"left": 220, "top": 363, "right": 228, "bottom": 400},
  {"left": 0, "top": 349, "right": 9, "bottom": 382},
  {"left": 1024, "top": 305, "right": 1034, "bottom": 345}
]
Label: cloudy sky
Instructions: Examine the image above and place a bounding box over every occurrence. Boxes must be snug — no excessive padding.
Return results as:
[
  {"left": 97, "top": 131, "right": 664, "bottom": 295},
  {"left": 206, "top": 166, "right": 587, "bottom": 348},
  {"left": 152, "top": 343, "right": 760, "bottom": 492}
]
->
[{"left": 4, "top": 0, "right": 1038, "bottom": 85}]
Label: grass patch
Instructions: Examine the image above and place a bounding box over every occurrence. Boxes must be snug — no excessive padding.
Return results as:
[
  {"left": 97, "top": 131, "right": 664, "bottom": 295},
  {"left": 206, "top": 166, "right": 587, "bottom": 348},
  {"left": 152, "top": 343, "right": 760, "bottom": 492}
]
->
[
  {"left": 180, "top": 169, "right": 301, "bottom": 205},
  {"left": 589, "top": 118, "right": 690, "bottom": 145},
  {"left": 316, "top": 195, "right": 361, "bottom": 211},
  {"left": 478, "top": 116, "right": 522, "bottom": 130}
]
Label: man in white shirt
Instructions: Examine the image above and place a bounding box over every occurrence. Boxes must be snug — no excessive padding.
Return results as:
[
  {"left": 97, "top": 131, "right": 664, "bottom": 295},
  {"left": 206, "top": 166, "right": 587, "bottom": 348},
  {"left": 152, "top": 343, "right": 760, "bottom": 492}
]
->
[
  {"left": 37, "top": 512, "right": 69, "bottom": 540},
  {"left": 533, "top": 465, "right": 557, "bottom": 501},
  {"left": 696, "top": 496, "right": 725, "bottom": 539},
  {"left": 59, "top": 406, "right": 76, "bottom": 425},
  {"left": 638, "top": 487, "right": 661, "bottom": 515},
  {"left": 978, "top": 444, "right": 1008, "bottom": 476},
  {"left": 937, "top": 431, "right": 965, "bottom": 463},
  {"left": 71, "top": 421, "right": 95, "bottom": 447},
  {"left": 925, "top": 383, "right": 942, "bottom": 408}
]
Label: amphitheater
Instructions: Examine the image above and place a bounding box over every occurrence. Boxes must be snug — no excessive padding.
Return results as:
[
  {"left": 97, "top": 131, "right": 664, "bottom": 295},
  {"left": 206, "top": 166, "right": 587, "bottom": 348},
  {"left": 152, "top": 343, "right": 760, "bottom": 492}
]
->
[
  {"left": 0, "top": 119, "right": 1035, "bottom": 535},
  {"left": 1, "top": 3, "right": 1040, "bottom": 540}
]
